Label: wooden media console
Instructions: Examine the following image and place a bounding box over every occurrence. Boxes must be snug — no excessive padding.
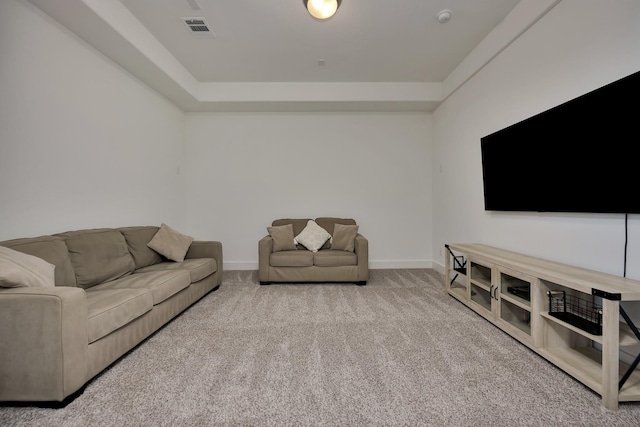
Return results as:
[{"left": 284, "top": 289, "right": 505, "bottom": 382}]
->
[{"left": 445, "top": 243, "right": 640, "bottom": 410}]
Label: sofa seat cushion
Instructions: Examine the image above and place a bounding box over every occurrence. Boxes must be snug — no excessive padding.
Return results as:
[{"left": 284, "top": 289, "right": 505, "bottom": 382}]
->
[
  {"left": 85, "top": 288, "right": 153, "bottom": 344},
  {"left": 313, "top": 250, "right": 358, "bottom": 267},
  {"left": 135, "top": 258, "right": 217, "bottom": 283},
  {"left": 270, "top": 250, "right": 313, "bottom": 267},
  {"left": 90, "top": 270, "right": 191, "bottom": 305}
]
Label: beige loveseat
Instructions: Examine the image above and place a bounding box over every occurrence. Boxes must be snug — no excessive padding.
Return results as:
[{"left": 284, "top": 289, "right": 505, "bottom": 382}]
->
[
  {"left": 258, "top": 218, "right": 368, "bottom": 286},
  {"left": 0, "top": 225, "right": 222, "bottom": 404}
]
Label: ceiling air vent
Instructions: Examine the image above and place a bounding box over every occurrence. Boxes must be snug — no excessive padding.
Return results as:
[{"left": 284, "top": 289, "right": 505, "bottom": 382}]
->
[{"left": 182, "top": 17, "right": 215, "bottom": 38}]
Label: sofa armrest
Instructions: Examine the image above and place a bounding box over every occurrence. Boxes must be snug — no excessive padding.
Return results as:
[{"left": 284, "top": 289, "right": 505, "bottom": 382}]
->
[
  {"left": 258, "top": 236, "right": 273, "bottom": 282},
  {"left": 185, "top": 240, "right": 223, "bottom": 263},
  {"left": 185, "top": 240, "right": 223, "bottom": 285},
  {"left": 354, "top": 234, "right": 369, "bottom": 282},
  {"left": 0, "top": 287, "right": 88, "bottom": 402}
]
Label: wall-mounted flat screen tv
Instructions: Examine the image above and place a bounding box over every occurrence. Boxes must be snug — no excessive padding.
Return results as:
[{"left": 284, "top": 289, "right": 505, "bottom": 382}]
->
[{"left": 481, "top": 70, "right": 640, "bottom": 214}]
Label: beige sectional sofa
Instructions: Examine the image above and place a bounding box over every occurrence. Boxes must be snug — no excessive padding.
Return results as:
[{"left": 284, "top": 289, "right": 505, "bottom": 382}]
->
[
  {"left": 0, "top": 225, "right": 222, "bottom": 403},
  {"left": 258, "top": 218, "right": 368, "bottom": 285}
]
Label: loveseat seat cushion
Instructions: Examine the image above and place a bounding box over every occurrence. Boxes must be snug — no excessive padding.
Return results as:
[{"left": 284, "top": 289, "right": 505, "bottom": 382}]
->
[
  {"left": 85, "top": 288, "right": 153, "bottom": 344},
  {"left": 0, "top": 236, "right": 77, "bottom": 287},
  {"left": 313, "top": 250, "right": 358, "bottom": 267},
  {"left": 55, "top": 229, "right": 136, "bottom": 289},
  {"left": 135, "top": 258, "right": 217, "bottom": 283},
  {"left": 118, "top": 226, "right": 163, "bottom": 269},
  {"left": 89, "top": 270, "right": 190, "bottom": 305},
  {"left": 270, "top": 250, "right": 314, "bottom": 267}
]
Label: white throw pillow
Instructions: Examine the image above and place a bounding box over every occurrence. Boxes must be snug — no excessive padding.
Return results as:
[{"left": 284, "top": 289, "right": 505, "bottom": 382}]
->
[
  {"left": 0, "top": 245, "right": 55, "bottom": 288},
  {"left": 295, "top": 220, "right": 331, "bottom": 253},
  {"left": 147, "top": 223, "right": 194, "bottom": 262}
]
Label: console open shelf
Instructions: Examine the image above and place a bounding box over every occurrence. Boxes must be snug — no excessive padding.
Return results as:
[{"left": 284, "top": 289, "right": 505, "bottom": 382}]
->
[{"left": 444, "top": 243, "right": 640, "bottom": 410}]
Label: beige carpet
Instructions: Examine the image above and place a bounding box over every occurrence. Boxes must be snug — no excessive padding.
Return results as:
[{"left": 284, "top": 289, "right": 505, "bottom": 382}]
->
[{"left": 2, "top": 269, "right": 640, "bottom": 426}]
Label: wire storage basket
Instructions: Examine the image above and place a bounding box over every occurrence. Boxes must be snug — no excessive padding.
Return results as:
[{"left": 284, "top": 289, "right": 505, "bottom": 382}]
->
[
  {"left": 547, "top": 290, "right": 603, "bottom": 335},
  {"left": 452, "top": 254, "right": 466, "bottom": 274}
]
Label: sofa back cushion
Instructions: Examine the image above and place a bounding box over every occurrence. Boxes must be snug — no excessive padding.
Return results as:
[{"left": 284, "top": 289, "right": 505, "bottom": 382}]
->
[
  {"left": 55, "top": 228, "right": 135, "bottom": 289},
  {"left": 315, "top": 218, "right": 357, "bottom": 249},
  {"left": 314, "top": 217, "right": 357, "bottom": 235},
  {"left": 272, "top": 219, "right": 312, "bottom": 236},
  {"left": 118, "top": 226, "right": 163, "bottom": 269},
  {"left": 0, "top": 235, "right": 77, "bottom": 287}
]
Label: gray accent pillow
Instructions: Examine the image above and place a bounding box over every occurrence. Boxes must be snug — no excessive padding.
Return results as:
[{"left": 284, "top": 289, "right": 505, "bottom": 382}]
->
[
  {"left": 1, "top": 235, "right": 77, "bottom": 287},
  {"left": 147, "top": 223, "right": 194, "bottom": 262},
  {"left": 331, "top": 223, "right": 359, "bottom": 252},
  {"left": 267, "top": 224, "right": 297, "bottom": 252},
  {"left": 315, "top": 217, "right": 356, "bottom": 249},
  {"left": 0, "top": 246, "right": 55, "bottom": 288}
]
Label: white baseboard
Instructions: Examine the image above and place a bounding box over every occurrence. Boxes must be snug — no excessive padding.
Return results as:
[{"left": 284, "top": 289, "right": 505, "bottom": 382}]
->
[
  {"left": 368, "top": 260, "right": 432, "bottom": 269},
  {"left": 224, "top": 260, "right": 436, "bottom": 271},
  {"left": 431, "top": 261, "right": 445, "bottom": 275},
  {"left": 223, "top": 261, "right": 258, "bottom": 271}
]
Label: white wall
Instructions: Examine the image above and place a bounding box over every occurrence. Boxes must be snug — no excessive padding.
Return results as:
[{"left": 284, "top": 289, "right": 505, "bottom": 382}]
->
[
  {"left": 7, "top": 0, "right": 638, "bottom": 281},
  {"left": 433, "top": 0, "right": 640, "bottom": 277},
  {"left": 0, "top": 0, "right": 186, "bottom": 240},
  {"left": 185, "top": 112, "right": 432, "bottom": 269}
]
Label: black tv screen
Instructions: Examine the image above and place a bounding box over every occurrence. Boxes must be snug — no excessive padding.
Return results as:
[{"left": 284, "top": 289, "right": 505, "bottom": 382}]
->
[{"left": 481, "top": 70, "right": 640, "bottom": 214}]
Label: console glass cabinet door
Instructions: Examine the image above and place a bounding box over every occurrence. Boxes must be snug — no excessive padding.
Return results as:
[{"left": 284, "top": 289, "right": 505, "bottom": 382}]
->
[
  {"left": 496, "top": 267, "right": 534, "bottom": 343},
  {"left": 468, "top": 259, "right": 494, "bottom": 316}
]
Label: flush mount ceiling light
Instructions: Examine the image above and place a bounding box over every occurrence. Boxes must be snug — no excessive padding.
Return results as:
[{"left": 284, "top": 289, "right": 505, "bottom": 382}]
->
[
  {"left": 304, "top": 0, "right": 342, "bottom": 20},
  {"left": 437, "top": 9, "right": 452, "bottom": 24}
]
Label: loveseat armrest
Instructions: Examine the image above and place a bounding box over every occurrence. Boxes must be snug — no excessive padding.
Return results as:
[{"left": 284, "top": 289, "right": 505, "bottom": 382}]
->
[
  {"left": 354, "top": 234, "right": 369, "bottom": 282},
  {"left": 258, "top": 236, "right": 273, "bottom": 283},
  {"left": 0, "top": 287, "right": 88, "bottom": 402},
  {"left": 185, "top": 240, "right": 223, "bottom": 285}
]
